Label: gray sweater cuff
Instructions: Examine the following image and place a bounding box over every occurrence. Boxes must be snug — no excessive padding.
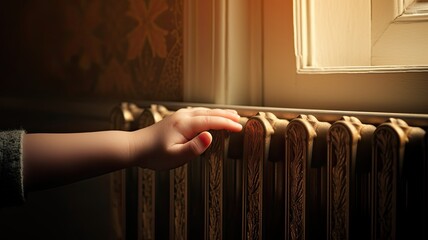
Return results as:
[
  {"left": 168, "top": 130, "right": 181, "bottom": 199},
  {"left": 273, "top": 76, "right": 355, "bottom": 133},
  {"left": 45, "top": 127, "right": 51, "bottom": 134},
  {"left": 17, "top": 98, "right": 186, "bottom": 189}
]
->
[{"left": 0, "top": 130, "right": 26, "bottom": 206}]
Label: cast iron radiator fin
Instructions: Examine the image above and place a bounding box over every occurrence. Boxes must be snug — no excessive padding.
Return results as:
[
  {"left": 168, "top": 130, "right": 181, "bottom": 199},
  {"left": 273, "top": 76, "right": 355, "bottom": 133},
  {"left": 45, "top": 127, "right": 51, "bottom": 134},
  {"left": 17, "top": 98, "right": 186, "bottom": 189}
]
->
[{"left": 110, "top": 103, "right": 427, "bottom": 240}]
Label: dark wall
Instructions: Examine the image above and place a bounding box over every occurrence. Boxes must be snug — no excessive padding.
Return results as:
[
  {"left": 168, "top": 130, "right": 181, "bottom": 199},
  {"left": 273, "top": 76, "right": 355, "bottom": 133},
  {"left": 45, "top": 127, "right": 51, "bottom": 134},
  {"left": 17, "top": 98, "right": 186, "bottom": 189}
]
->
[{"left": 0, "top": 0, "right": 183, "bottom": 101}]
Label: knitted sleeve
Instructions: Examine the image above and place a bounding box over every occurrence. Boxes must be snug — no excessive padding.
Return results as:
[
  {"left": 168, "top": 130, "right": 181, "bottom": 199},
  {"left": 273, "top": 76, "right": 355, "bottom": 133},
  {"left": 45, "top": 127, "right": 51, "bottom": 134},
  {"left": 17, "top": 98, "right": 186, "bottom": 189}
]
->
[{"left": 0, "top": 130, "right": 26, "bottom": 207}]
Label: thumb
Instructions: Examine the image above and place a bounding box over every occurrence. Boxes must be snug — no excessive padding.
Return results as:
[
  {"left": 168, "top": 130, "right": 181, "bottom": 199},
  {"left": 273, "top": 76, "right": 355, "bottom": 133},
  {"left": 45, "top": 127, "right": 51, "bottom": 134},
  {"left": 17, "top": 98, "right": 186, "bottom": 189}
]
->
[{"left": 180, "top": 131, "right": 213, "bottom": 159}]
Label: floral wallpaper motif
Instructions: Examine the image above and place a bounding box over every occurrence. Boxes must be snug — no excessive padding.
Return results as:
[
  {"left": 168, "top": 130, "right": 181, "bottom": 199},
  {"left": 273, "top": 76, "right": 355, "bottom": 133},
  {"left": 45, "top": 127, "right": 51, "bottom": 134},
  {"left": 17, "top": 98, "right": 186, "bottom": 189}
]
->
[
  {"left": 0, "top": 0, "right": 183, "bottom": 101},
  {"left": 127, "top": 0, "right": 168, "bottom": 59}
]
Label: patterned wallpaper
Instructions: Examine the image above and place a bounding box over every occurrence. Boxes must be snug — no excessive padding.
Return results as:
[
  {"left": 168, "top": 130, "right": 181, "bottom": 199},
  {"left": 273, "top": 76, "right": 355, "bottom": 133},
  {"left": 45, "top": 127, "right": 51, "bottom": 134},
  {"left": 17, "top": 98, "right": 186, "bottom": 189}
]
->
[{"left": 0, "top": 0, "right": 183, "bottom": 101}]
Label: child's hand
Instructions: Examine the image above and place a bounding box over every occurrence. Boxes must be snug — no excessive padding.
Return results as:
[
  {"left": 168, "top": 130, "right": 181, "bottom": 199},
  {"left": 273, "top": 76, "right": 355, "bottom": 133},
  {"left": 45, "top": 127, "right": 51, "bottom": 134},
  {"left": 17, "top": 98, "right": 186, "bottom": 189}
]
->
[{"left": 130, "top": 107, "right": 242, "bottom": 170}]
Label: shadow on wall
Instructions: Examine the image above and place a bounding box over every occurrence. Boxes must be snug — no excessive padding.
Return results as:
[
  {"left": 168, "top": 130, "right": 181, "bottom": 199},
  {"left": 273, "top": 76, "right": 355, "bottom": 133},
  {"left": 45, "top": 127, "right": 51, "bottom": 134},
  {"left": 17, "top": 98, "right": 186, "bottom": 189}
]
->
[
  {"left": 0, "top": 0, "right": 184, "bottom": 239},
  {"left": 0, "top": 175, "right": 118, "bottom": 240}
]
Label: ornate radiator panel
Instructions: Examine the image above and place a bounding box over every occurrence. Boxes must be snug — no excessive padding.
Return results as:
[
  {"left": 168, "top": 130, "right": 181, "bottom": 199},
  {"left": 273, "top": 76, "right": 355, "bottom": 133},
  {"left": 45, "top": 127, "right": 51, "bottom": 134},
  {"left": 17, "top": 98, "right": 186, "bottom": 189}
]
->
[
  {"left": 242, "top": 113, "right": 274, "bottom": 240},
  {"left": 372, "top": 118, "right": 426, "bottom": 240},
  {"left": 202, "top": 130, "right": 227, "bottom": 240},
  {"left": 110, "top": 103, "right": 428, "bottom": 240},
  {"left": 327, "top": 117, "right": 375, "bottom": 240},
  {"left": 285, "top": 115, "right": 330, "bottom": 240}
]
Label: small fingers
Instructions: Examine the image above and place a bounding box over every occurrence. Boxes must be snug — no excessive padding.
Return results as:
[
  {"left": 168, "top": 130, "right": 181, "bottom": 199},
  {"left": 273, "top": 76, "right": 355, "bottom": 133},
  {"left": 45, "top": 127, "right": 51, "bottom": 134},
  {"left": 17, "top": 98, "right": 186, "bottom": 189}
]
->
[
  {"left": 177, "top": 116, "right": 242, "bottom": 140},
  {"left": 180, "top": 107, "right": 240, "bottom": 122}
]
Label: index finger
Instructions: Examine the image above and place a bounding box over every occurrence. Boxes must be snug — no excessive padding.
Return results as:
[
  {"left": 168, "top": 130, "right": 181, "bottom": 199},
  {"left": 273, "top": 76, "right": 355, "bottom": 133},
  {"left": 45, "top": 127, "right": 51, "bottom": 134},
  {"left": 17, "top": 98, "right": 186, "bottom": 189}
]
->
[{"left": 179, "top": 115, "right": 243, "bottom": 140}]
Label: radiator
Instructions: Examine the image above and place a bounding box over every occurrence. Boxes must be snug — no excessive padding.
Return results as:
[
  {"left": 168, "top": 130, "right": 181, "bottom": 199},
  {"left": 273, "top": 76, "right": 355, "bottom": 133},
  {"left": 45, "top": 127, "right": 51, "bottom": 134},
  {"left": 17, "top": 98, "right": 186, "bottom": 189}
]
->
[{"left": 110, "top": 102, "right": 428, "bottom": 240}]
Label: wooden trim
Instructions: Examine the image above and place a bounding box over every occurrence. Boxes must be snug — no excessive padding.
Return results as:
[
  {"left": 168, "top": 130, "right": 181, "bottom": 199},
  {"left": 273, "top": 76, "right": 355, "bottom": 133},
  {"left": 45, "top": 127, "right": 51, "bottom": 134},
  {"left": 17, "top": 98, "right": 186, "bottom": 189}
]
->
[{"left": 183, "top": 0, "right": 263, "bottom": 105}]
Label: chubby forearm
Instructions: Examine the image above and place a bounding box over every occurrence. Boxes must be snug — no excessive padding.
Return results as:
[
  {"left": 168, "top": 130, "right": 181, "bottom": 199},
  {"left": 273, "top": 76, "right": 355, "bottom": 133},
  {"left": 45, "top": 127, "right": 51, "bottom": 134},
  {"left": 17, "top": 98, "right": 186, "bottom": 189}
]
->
[
  {"left": 22, "top": 130, "right": 136, "bottom": 191},
  {"left": 20, "top": 107, "right": 242, "bottom": 192}
]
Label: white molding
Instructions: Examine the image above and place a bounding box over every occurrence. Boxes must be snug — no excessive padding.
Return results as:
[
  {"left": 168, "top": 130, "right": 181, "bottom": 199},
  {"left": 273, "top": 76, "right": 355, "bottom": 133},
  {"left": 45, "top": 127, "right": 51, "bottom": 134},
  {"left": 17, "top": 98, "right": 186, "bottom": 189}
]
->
[
  {"left": 294, "top": 0, "right": 428, "bottom": 72},
  {"left": 294, "top": 0, "right": 371, "bottom": 69},
  {"left": 373, "top": 1, "right": 428, "bottom": 66},
  {"left": 297, "top": 65, "right": 428, "bottom": 74},
  {"left": 264, "top": 0, "right": 428, "bottom": 114},
  {"left": 293, "top": 0, "right": 309, "bottom": 69},
  {"left": 395, "top": 2, "right": 428, "bottom": 22}
]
